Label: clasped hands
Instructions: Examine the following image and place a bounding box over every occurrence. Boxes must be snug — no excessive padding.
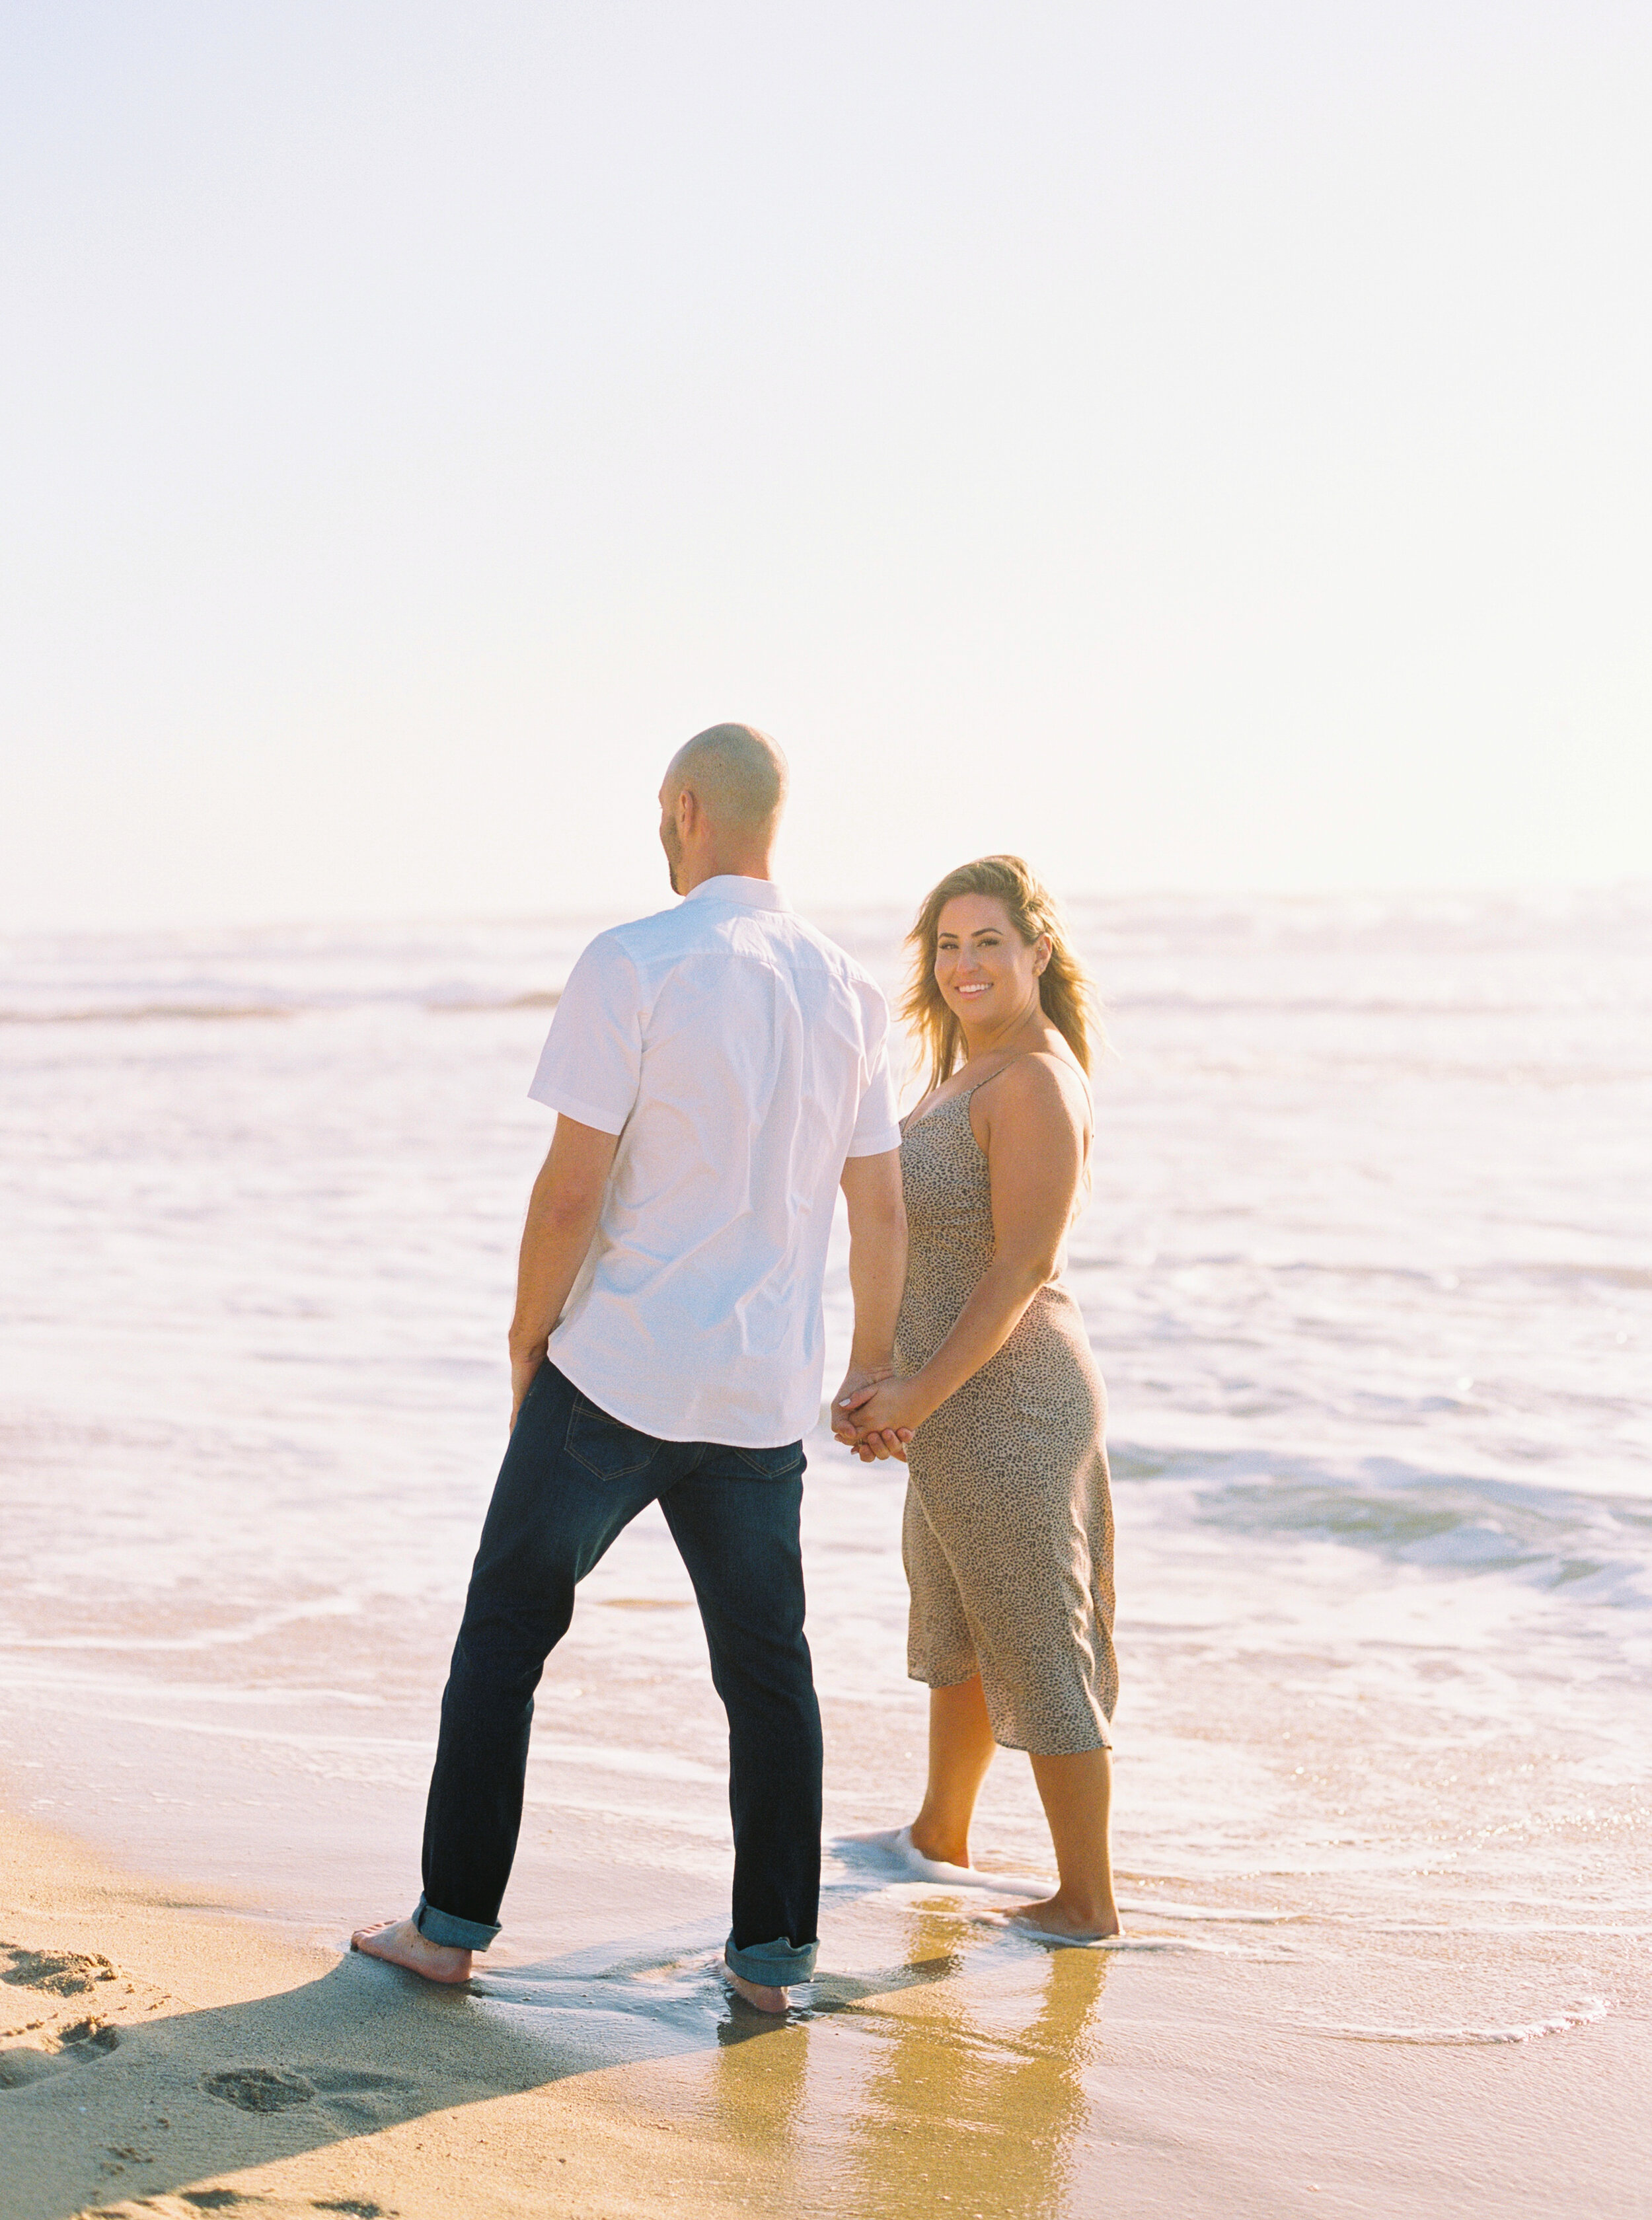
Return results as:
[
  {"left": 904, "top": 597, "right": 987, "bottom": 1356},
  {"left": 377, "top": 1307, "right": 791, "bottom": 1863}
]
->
[{"left": 831, "top": 1365, "right": 923, "bottom": 1463}]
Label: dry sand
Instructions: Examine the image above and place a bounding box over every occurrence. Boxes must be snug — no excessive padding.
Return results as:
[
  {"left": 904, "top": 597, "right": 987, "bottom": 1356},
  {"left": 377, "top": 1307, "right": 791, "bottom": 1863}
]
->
[
  {"left": 0, "top": 1805, "right": 793, "bottom": 2220},
  {"left": 4, "top": 1802, "right": 1649, "bottom": 2220}
]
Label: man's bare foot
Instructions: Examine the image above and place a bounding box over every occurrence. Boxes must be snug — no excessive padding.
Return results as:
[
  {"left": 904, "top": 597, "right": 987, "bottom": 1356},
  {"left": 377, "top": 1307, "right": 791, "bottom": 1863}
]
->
[
  {"left": 351, "top": 1917, "right": 474, "bottom": 1985},
  {"left": 723, "top": 1966, "right": 790, "bottom": 2015},
  {"left": 1005, "top": 1895, "right": 1122, "bottom": 1944}
]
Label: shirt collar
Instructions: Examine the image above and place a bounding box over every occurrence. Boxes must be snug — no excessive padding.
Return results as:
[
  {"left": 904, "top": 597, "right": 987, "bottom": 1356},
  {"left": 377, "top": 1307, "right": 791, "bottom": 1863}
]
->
[{"left": 684, "top": 874, "right": 791, "bottom": 913}]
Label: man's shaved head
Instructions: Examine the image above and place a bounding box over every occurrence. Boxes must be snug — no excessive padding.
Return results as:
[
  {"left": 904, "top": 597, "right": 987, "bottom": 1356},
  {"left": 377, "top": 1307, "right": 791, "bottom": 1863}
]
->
[{"left": 665, "top": 723, "right": 789, "bottom": 833}]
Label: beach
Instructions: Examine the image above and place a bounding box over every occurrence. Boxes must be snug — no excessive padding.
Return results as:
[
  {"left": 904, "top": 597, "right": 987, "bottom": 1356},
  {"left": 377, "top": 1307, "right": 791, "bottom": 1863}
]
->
[
  {"left": 3, "top": 891, "right": 1650, "bottom": 2217},
  {"left": 5, "top": 1796, "right": 1650, "bottom": 2219}
]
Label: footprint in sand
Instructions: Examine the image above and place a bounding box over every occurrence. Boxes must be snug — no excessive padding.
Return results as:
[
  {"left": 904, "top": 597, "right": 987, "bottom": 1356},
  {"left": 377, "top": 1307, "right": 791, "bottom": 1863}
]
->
[
  {"left": 198, "top": 2063, "right": 414, "bottom": 2129},
  {"left": 0, "top": 2013, "right": 121, "bottom": 2088},
  {"left": 1, "top": 1942, "right": 120, "bottom": 1996},
  {"left": 73, "top": 2201, "right": 396, "bottom": 2219},
  {"left": 200, "top": 2066, "right": 317, "bottom": 2113}
]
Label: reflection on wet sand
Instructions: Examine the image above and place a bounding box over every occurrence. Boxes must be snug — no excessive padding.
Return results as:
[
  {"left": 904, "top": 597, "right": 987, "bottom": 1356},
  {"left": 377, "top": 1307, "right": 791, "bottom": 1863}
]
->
[
  {"left": 704, "top": 1904, "right": 1111, "bottom": 2219},
  {"left": 842, "top": 1910, "right": 1109, "bottom": 2219}
]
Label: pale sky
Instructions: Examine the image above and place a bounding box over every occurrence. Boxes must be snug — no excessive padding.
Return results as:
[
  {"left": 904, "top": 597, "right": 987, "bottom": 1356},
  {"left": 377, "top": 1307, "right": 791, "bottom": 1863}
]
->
[{"left": 3, "top": 1, "right": 1649, "bottom": 928}]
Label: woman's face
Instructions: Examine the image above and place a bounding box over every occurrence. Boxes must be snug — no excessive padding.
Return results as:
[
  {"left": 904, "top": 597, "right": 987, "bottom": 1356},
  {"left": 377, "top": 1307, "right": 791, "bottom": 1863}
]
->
[{"left": 933, "top": 894, "right": 1050, "bottom": 1033}]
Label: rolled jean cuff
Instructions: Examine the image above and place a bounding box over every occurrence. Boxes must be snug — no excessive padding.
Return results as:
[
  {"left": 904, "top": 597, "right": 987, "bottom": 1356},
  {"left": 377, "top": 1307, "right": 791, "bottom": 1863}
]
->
[
  {"left": 414, "top": 1893, "right": 500, "bottom": 1950},
  {"left": 725, "top": 1932, "right": 817, "bottom": 1985}
]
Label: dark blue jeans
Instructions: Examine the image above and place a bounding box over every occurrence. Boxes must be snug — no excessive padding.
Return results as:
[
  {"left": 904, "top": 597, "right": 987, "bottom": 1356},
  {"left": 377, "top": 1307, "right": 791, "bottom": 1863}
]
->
[{"left": 415, "top": 1360, "right": 822, "bottom": 1985}]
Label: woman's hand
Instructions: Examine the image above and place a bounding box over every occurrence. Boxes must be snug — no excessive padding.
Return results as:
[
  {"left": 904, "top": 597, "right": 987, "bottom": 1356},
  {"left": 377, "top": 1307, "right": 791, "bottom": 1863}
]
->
[
  {"left": 836, "top": 1375, "right": 926, "bottom": 1462},
  {"left": 831, "top": 1364, "right": 907, "bottom": 1462}
]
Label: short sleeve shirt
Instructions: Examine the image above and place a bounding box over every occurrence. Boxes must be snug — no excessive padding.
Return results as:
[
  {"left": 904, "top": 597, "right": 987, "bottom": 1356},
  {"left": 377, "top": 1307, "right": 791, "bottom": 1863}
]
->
[{"left": 527, "top": 875, "right": 901, "bottom": 1446}]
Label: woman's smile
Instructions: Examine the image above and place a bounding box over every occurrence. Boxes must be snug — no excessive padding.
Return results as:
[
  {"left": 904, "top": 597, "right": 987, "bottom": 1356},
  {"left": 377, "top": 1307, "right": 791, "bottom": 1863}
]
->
[{"left": 933, "top": 893, "right": 1052, "bottom": 1041}]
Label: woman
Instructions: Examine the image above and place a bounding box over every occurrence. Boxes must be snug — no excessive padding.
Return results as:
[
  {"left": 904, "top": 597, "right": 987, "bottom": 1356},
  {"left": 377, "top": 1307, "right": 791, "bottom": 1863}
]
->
[{"left": 837, "top": 855, "right": 1119, "bottom": 1942}]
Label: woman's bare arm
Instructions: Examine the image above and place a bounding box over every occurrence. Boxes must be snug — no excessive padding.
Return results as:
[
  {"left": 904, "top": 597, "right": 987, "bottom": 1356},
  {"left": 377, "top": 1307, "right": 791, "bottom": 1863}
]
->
[{"left": 842, "top": 1056, "right": 1088, "bottom": 1439}]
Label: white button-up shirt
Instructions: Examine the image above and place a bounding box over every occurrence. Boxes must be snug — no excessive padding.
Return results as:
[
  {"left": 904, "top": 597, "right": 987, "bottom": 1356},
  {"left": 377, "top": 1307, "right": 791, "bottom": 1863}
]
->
[{"left": 527, "top": 875, "right": 902, "bottom": 1446}]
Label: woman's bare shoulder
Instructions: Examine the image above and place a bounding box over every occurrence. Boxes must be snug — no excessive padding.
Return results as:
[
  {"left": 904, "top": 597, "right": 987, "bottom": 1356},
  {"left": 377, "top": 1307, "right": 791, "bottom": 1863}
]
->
[{"left": 978, "top": 1047, "right": 1092, "bottom": 1132}]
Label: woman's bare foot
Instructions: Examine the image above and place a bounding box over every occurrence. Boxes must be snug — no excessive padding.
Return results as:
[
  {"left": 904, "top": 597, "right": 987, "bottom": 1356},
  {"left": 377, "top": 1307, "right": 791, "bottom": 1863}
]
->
[
  {"left": 835, "top": 1825, "right": 1053, "bottom": 1898},
  {"left": 723, "top": 1967, "right": 790, "bottom": 2014},
  {"left": 1006, "top": 1894, "right": 1122, "bottom": 1944},
  {"left": 905, "top": 1820, "right": 973, "bottom": 1870},
  {"left": 350, "top": 1917, "right": 474, "bottom": 1985}
]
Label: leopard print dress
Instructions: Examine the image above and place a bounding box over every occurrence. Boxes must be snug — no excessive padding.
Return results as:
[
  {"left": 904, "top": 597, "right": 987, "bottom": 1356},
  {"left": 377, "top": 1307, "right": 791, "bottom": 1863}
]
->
[{"left": 896, "top": 1076, "right": 1117, "bottom": 1755}]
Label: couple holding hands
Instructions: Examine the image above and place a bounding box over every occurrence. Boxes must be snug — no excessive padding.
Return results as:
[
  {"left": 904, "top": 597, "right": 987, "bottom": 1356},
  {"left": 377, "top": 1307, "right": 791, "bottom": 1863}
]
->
[{"left": 354, "top": 723, "right": 1119, "bottom": 2013}]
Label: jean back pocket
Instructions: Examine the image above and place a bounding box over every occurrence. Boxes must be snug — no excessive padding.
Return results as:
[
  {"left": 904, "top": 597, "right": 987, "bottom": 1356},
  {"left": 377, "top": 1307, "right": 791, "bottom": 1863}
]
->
[
  {"left": 566, "top": 1394, "right": 662, "bottom": 1481},
  {"left": 732, "top": 1442, "right": 806, "bottom": 1480}
]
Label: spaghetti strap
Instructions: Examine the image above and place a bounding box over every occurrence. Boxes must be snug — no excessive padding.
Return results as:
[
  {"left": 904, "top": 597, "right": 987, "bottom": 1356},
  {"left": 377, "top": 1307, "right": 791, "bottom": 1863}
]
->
[
  {"left": 904, "top": 1051, "right": 1088, "bottom": 1139},
  {"left": 958, "top": 1065, "right": 1011, "bottom": 1108},
  {"left": 903, "top": 1071, "right": 1002, "bottom": 1139},
  {"left": 964, "top": 1049, "right": 1089, "bottom": 1114}
]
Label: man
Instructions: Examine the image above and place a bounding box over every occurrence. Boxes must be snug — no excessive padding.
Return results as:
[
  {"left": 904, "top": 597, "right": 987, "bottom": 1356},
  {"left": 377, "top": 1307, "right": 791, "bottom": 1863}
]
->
[{"left": 354, "top": 723, "right": 907, "bottom": 2013}]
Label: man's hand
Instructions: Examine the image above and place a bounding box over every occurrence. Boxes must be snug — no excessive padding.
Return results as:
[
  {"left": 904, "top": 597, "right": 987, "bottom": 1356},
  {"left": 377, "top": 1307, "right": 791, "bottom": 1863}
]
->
[
  {"left": 509, "top": 1341, "right": 548, "bottom": 1430},
  {"left": 838, "top": 1152, "right": 907, "bottom": 1460},
  {"left": 831, "top": 1363, "right": 913, "bottom": 1462}
]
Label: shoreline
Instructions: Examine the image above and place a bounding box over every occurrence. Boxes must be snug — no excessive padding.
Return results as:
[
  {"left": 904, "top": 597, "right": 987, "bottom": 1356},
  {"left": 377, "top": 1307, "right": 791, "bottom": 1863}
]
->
[{"left": 6, "top": 1796, "right": 1651, "bottom": 2220}]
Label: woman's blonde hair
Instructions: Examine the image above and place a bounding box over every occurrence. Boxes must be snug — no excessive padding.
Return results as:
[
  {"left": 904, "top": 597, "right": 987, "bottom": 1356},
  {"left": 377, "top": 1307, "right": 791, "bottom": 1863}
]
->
[{"left": 902, "top": 854, "right": 1101, "bottom": 1097}]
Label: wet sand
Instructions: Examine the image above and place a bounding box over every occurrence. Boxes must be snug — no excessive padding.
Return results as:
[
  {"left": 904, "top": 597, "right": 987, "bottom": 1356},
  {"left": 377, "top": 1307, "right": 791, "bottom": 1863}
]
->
[{"left": 5, "top": 1800, "right": 1649, "bottom": 2220}]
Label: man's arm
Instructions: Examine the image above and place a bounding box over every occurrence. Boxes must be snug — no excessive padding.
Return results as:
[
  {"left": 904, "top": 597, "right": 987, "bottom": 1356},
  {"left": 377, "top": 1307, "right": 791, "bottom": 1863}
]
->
[
  {"left": 507, "top": 1114, "right": 620, "bottom": 1426},
  {"left": 832, "top": 1148, "right": 907, "bottom": 1461}
]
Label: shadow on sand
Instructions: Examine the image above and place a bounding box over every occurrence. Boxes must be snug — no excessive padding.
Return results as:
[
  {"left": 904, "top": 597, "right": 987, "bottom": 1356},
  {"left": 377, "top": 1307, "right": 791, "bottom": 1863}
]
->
[{"left": 3, "top": 1906, "right": 1112, "bottom": 2219}]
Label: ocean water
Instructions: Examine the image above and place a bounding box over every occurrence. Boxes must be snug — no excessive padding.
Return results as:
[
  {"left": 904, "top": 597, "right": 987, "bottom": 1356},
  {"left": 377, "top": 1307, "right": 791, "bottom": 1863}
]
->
[{"left": 1, "top": 889, "right": 1649, "bottom": 2096}]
